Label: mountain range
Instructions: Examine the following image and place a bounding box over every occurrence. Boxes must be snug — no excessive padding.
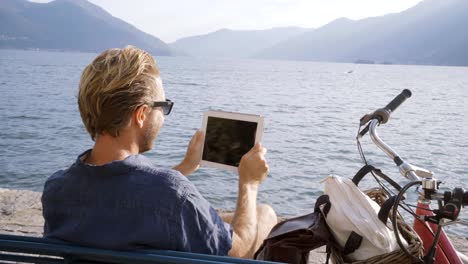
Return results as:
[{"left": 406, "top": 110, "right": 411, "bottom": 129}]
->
[
  {"left": 1, "top": 0, "right": 467, "bottom": 66},
  {"left": 0, "top": 0, "right": 173, "bottom": 55},
  {"left": 255, "top": 0, "right": 468, "bottom": 66},
  {"left": 169, "top": 27, "right": 310, "bottom": 59}
]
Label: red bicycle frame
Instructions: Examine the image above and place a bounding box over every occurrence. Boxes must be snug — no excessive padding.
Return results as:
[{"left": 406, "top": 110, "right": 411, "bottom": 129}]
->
[{"left": 414, "top": 202, "right": 462, "bottom": 264}]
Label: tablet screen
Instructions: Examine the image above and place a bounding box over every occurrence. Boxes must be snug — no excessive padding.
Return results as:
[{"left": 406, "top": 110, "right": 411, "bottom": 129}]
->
[{"left": 202, "top": 116, "right": 258, "bottom": 167}]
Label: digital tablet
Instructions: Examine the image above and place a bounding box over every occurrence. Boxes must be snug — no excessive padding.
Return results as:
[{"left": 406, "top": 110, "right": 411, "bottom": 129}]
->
[{"left": 200, "top": 111, "right": 264, "bottom": 171}]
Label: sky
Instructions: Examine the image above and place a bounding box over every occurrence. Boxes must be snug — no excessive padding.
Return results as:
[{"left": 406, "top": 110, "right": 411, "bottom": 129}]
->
[{"left": 31, "top": 0, "right": 425, "bottom": 43}]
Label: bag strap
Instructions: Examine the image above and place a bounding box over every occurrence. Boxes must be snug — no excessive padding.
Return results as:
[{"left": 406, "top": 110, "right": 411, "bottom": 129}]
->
[
  {"left": 353, "top": 165, "right": 400, "bottom": 225},
  {"left": 352, "top": 164, "right": 402, "bottom": 191},
  {"left": 343, "top": 231, "right": 363, "bottom": 255},
  {"left": 314, "top": 194, "right": 331, "bottom": 216},
  {"left": 378, "top": 195, "right": 397, "bottom": 225},
  {"left": 325, "top": 231, "right": 363, "bottom": 263},
  {"left": 319, "top": 194, "right": 362, "bottom": 259}
]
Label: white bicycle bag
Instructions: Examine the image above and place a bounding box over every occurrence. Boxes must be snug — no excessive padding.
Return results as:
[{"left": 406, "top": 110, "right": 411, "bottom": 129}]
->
[{"left": 322, "top": 175, "right": 407, "bottom": 261}]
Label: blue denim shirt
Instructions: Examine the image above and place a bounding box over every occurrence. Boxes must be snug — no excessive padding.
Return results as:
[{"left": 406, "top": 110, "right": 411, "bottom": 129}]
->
[{"left": 42, "top": 150, "right": 233, "bottom": 255}]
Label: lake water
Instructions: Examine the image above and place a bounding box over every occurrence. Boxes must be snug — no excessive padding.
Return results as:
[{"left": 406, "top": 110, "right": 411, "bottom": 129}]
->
[{"left": 1, "top": 49, "right": 467, "bottom": 235}]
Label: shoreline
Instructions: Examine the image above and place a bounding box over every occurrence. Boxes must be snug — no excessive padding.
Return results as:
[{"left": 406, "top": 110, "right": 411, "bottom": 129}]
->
[{"left": 1, "top": 187, "right": 467, "bottom": 263}]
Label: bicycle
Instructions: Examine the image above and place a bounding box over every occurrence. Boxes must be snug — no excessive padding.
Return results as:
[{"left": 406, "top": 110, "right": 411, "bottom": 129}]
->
[{"left": 356, "top": 89, "right": 468, "bottom": 264}]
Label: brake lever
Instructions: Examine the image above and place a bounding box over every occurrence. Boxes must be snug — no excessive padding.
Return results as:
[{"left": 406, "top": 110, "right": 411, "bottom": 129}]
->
[
  {"left": 360, "top": 113, "right": 374, "bottom": 126},
  {"left": 439, "top": 218, "right": 468, "bottom": 227},
  {"left": 357, "top": 123, "right": 371, "bottom": 138}
]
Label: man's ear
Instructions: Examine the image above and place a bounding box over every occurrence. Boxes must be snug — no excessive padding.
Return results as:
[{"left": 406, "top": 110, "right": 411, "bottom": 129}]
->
[{"left": 133, "top": 104, "right": 150, "bottom": 128}]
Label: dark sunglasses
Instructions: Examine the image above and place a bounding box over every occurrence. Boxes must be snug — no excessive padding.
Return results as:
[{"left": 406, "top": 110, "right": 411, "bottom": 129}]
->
[{"left": 151, "top": 99, "right": 174, "bottom": 115}]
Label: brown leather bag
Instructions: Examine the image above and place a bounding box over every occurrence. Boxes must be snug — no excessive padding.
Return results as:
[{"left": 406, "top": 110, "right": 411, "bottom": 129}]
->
[{"left": 254, "top": 195, "right": 332, "bottom": 264}]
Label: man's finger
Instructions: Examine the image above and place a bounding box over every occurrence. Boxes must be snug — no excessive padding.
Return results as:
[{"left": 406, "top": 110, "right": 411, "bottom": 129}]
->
[
  {"left": 247, "top": 143, "right": 262, "bottom": 157},
  {"left": 252, "top": 142, "right": 262, "bottom": 153},
  {"left": 193, "top": 130, "right": 202, "bottom": 143},
  {"left": 197, "top": 130, "right": 204, "bottom": 141},
  {"left": 191, "top": 130, "right": 204, "bottom": 145}
]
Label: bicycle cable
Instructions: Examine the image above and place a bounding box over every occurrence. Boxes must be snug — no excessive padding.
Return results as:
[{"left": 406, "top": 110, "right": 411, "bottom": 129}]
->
[
  {"left": 392, "top": 180, "right": 424, "bottom": 263},
  {"left": 356, "top": 124, "right": 368, "bottom": 165},
  {"left": 356, "top": 123, "right": 396, "bottom": 198},
  {"left": 406, "top": 204, "right": 435, "bottom": 212}
]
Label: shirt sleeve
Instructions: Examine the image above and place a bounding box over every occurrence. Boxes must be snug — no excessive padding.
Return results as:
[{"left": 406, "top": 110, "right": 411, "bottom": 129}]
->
[{"left": 175, "top": 181, "right": 233, "bottom": 255}]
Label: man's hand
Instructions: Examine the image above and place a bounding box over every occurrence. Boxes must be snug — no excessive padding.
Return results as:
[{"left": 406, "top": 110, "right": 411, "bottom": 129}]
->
[
  {"left": 228, "top": 143, "right": 270, "bottom": 258},
  {"left": 173, "top": 130, "right": 204, "bottom": 176},
  {"left": 238, "top": 143, "right": 269, "bottom": 186}
]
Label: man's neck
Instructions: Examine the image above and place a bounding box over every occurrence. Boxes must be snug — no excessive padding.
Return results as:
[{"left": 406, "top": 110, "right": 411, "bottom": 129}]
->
[{"left": 85, "top": 134, "right": 139, "bottom": 165}]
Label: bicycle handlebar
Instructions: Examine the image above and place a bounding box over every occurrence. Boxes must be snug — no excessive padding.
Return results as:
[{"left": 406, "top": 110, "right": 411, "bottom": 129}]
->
[
  {"left": 430, "top": 188, "right": 468, "bottom": 207},
  {"left": 369, "top": 120, "right": 420, "bottom": 181},
  {"left": 452, "top": 187, "right": 468, "bottom": 206},
  {"left": 465, "top": 191, "right": 468, "bottom": 207},
  {"left": 384, "top": 89, "right": 412, "bottom": 114},
  {"left": 360, "top": 89, "right": 412, "bottom": 125},
  {"left": 361, "top": 90, "right": 420, "bottom": 181},
  {"left": 421, "top": 187, "right": 468, "bottom": 222}
]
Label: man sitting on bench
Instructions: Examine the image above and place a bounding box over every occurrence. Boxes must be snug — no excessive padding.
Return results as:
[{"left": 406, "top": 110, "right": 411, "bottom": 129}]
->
[{"left": 41, "top": 46, "right": 277, "bottom": 259}]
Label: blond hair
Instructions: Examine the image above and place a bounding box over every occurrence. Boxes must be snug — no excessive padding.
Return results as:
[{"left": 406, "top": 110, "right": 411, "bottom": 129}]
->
[{"left": 78, "top": 46, "right": 160, "bottom": 140}]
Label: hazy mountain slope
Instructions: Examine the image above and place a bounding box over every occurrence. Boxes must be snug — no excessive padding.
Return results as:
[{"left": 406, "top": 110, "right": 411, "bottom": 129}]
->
[
  {"left": 256, "top": 0, "right": 468, "bottom": 66},
  {"left": 170, "top": 27, "right": 310, "bottom": 58},
  {"left": 0, "top": 0, "right": 173, "bottom": 55}
]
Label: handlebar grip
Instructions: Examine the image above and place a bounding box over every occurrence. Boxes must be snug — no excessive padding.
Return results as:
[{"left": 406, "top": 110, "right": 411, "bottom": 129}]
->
[
  {"left": 359, "top": 89, "right": 413, "bottom": 126},
  {"left": 384, "top": 89, "right": 412, "bottom": 113},
  {"left": 464, "top": 190, "right": 468, "bottom": 207}
]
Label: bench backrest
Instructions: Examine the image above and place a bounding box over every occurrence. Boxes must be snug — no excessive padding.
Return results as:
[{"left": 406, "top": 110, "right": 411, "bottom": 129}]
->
[{"left": 0, "top": 234, "right": 281, "bottom": 264}]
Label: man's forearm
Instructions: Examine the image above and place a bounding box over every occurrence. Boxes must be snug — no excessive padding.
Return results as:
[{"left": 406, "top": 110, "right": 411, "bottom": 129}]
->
[
  {"left": 230, "top": 182, "right": 259, "bottom": 257},
  {"left": 172, "top": 162, "right": 191, "bottom": 176}
]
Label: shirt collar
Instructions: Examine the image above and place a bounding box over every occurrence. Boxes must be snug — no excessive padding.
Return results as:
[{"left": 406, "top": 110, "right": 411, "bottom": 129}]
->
[{"left": 75, "top": 149, "right": 150, "bottom": 176}]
